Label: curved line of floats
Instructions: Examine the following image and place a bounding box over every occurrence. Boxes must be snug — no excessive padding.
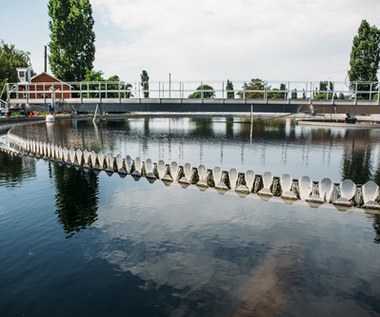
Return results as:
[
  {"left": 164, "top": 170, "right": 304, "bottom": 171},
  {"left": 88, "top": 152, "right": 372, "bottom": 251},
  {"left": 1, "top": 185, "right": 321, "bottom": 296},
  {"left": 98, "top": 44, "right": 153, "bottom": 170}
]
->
[{"left": 2, "top": 131, "right": 380, "bottom": 213}]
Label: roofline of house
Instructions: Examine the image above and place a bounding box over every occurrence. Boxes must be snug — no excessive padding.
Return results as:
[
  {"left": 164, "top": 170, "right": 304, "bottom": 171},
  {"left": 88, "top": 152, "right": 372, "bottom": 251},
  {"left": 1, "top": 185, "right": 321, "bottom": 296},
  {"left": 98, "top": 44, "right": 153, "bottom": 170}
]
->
[{"left": 30, "top": 72, "right": 71, "bottom": 86}]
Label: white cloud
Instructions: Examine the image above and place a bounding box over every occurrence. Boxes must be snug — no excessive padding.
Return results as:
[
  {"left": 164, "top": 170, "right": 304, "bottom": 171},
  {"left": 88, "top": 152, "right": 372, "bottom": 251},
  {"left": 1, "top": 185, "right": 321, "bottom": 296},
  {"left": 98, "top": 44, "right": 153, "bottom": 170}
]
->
[{"left": 91, "top": 0, "right": 380, "bottom": 81}]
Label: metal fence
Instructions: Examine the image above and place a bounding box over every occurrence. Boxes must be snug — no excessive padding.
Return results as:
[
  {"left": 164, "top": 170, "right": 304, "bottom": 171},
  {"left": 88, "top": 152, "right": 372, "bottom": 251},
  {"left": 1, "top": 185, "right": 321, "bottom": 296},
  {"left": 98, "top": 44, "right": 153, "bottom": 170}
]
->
[{"left": 5, "top": 80, "right": 380, "bottom": 104}]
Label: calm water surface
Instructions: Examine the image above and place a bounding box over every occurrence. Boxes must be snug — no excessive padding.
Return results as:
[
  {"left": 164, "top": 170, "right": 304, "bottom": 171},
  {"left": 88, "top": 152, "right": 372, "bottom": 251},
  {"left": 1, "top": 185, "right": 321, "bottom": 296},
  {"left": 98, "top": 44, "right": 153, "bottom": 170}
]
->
[
  {"left": 9, "top": 116, "right": 380, "bottom": 183},
  {"left": 1, "top": 117, "right": 380, "bottom": 316}
]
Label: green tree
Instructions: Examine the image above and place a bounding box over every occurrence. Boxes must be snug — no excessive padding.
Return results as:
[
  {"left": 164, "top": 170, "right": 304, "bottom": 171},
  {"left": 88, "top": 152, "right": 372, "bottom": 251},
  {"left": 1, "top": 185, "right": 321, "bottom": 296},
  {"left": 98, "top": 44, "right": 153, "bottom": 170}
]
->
[
  {"left": 140, "top": 70, "right": 149, "bottom": 98},
  {"left": 291, "top": 89, "right": 298, "bottom": 99},
  {"left": 237, "top": 78, "right": 269, "bottom": 99},
  {"left": 48, "top": 0, "right": 95, "bottom": 81},
  {"left": 348, "top": 20, "right": 380, "bottom": 99},
  {"left": 268, "top": 83, "right": 286, "bottom": 99},
  {"left": 226, "top": 79, "right": 234, "bottom": 99},
  {"left": 279, "top": 83, "right": 287, "bottom": 99},
  {"left": 107, "top": 75, "right": 133, "bottom": 99},
  {"left": 84, "top": 69, "right": 104, "bottom": 82},
  {"left": 313, "top": 81, "right": 334, "bottom": 99},
  {"left": 188, "top": 84, "right": 215, "bottom": 99},
  {"left": 0, "top": 41, "right": 31, "bottom": 99},
  {"left": 82, "top": 70, "right": 133, "bottom": 98}
]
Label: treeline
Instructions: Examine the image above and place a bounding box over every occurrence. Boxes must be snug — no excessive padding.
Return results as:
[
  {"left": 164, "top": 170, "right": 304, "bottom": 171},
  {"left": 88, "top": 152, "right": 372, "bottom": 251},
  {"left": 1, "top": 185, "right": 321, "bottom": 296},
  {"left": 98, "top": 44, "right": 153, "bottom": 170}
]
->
[{"left": 185, "top": 80, "right": 350, "bottom": 100}]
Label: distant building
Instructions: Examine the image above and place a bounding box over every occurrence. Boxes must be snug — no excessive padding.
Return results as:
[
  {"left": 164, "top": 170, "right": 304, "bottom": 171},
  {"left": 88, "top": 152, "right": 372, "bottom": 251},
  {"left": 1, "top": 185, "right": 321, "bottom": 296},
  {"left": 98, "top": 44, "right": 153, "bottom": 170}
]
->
[{"left": 17, "top": 71, "right": 72, "bottom": 100}]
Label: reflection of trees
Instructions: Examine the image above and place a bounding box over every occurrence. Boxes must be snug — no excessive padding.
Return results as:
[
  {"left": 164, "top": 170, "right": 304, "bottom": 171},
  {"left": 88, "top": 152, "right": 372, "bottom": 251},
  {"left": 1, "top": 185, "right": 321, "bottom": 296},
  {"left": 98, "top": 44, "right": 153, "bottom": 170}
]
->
[
  {"left": 341, "top": 131, "right": 372, "bottom": 184},
  {"left": 373, "top": 161, "right": 380, "bottom": 185},
  {"left": 0, "top": 152, "right": 36, "bottom": 186},
  {"left": 54, "top": 164, "right": 99, "bottom": 238},
  {"left": 226, "top": 117, "right": 234, "bottom": 139},
  {"left": 189, "top": 118, "right": 214, "bottom": 137},
  {"left": 372, "top": 215, "right": 380, "bottom": 244}
]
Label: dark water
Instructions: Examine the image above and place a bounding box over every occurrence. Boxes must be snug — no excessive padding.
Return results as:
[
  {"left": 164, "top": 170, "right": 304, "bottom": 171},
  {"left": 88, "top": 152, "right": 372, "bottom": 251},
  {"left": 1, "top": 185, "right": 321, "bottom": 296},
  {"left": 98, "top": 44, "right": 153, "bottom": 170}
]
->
[{"left": 1, "top": 117, "right": 380, "bottom": 316}]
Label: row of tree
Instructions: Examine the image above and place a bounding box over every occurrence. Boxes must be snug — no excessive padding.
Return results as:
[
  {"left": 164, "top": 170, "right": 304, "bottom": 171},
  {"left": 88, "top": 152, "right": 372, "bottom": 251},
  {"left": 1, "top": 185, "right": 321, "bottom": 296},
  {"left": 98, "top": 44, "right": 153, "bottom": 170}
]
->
[{"left": 186, "top": 80, "right": 343, "bottom": 100}]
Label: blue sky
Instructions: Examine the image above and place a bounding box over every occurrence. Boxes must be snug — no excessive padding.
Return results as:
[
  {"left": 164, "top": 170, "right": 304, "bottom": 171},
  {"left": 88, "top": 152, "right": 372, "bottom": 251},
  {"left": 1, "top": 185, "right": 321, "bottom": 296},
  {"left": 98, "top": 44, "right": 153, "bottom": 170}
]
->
[{"left": 1, "top": 0, "right": 379, "bottom": 82}]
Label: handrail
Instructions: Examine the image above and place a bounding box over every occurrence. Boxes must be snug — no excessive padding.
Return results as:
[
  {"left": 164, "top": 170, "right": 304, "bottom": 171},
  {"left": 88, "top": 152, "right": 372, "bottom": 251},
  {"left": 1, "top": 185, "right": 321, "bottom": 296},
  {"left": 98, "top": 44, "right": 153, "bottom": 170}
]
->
[
  {"left": 5, "top": 80, "right": 380, "bottom": 103},
  {"left": 0, "top": 84, "right": 8, "bottom": 107}
]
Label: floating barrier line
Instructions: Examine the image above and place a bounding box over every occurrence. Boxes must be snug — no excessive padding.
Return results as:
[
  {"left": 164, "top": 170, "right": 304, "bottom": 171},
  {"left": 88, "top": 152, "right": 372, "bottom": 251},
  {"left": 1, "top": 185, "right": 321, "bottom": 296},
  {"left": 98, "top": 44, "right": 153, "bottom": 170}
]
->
[{"left": 2, "top": 131, "right": 380, "bottom": 213}]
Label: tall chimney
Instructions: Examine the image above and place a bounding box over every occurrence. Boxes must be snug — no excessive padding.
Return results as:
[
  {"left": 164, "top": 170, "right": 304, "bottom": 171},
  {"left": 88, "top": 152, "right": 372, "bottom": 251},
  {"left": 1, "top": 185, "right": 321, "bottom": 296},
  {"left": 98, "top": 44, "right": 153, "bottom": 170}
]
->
[{"left": 44, "top": 45, "right": 47, "bottom": 73}]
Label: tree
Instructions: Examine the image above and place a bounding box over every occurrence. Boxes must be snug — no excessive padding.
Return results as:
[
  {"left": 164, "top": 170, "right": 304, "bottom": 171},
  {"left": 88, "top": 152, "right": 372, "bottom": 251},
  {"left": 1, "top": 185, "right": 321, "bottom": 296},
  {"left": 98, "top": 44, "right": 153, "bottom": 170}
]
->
[
  {"left": 84, "top": 69, "right": 104, "bottom": 82},
  {"left": 237, "top": 78, "right": 269, "bottom": 99},
  {"left": 348, "top": 20, "right": 380, "bottom": 99},
  {"left": 188, "top": 84, "right": 215, "bottom": 99},
  {"left": 0, "top": 41, "right": 31, "bottom": 99},
  {"left": 268, "top": 83, "right": 286, "bottom": 99},
  {"left": 291, "top": 89, "right": 298, "bottom": 99},
  {"left": 48, "top": 0, "right": 95, "bottom": 81},
  {"left": 82, "top": 70, "right": 133, "bottom": 98},
  {"left": 226, "top": 79, "right": 234, "bottom": 99},
  {"left": 279, "top": 83, "right": 287, "bottom": 99},
  {"left": 313, "top": 81, "right": 334, "bottom": 99},
  {"left": 107, "top": 75, "right": 133, "bottom": 99},
  {"left": 140, "top": 70, "right": 150, "bottom": 98}
]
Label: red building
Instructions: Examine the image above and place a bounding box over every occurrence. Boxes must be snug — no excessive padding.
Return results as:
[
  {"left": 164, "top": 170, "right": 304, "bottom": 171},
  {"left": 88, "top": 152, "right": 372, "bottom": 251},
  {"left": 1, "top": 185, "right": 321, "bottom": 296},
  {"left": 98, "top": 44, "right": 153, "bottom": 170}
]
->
[{"left": 18, "top": 72, "right": 72, "bottom": 99}]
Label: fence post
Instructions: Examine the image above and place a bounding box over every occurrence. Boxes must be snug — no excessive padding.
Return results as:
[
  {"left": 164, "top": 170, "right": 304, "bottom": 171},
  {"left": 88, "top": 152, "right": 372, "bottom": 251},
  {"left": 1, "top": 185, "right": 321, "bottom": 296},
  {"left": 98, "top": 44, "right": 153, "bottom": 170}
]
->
[
  {"left": 169, "top": 73, "right": 171, "bottom": 98},
  {"left": 201, "top": 81, "right": 204, "bottom": 100},
  {"left": 99, "top": 82, "right": 101, "bottom": 103},
  {"left": 326, "top": 81, "right": 329, "bottom": 100},
  {"left": 377, "top": 82, "right": 380, "bottom": 105},
  {"left": 6, "top": 83, "right": 10, "bottom": 104},
  {"left": 354, "top": 82, "right": 358, "bottom": 104},
  {"left": 310, "top": 81, "right": 313, "bottom": 101},
  {"left": 43, "top": 83, "right": 46, "bottom": 104},
  {"left": 80, "top": 82, "right": 83, "bottom": 103},
  {"left": 118, "top": 82, "right": 121, "bottom": 103}
]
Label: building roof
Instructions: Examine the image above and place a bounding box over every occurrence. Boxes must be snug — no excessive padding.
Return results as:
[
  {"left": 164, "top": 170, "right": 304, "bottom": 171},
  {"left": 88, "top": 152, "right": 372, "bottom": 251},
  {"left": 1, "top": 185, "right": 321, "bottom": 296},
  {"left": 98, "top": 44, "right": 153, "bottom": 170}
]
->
[{"left": 30, "top": 72, "right": 70, "bottom": 85}]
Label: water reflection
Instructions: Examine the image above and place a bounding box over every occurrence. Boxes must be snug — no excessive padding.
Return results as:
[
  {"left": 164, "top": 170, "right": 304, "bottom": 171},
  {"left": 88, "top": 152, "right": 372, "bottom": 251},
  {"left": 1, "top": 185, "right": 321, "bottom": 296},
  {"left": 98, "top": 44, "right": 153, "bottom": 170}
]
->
[
  {"left": 9, "top": 117, "right": 380, "bottom": 182},
  {"left": 233, "top": 239, "right": 303, "bottom": 317},
  {"left": 53, "top": 165, "right": 99, "bottom": 237},
  {"left": 373, "top": 215, "right": 380, "bottom": 244},
  {"left": 0, "top": 152, "right": 36, "bottom": 187},
  {"left": 341, "top": 130, "right": 373, "bottom": 184},
  {"left": 92, "top": 174, "right": 380, "bottom": 316}
]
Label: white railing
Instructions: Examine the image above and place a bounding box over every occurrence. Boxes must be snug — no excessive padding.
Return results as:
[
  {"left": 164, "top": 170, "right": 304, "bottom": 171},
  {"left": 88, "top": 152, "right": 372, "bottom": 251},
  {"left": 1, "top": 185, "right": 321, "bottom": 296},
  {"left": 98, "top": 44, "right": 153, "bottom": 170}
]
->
[{"left": 5, "top": 80, "right": 380, "bottom": 104}]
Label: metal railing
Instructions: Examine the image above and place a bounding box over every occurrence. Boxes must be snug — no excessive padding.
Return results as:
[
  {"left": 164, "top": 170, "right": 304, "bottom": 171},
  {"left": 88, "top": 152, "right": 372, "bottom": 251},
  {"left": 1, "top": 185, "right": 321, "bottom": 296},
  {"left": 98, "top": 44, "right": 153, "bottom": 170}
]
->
[{"left": 5, "top": 80, "right": 380, "bottom": 105}]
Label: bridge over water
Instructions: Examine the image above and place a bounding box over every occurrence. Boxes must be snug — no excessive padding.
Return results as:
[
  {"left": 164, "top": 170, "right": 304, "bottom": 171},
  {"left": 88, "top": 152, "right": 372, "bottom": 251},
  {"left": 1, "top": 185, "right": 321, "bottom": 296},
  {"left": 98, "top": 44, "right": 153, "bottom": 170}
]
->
[{"left": 2, "top": 80, "right": 380, "bottom": 115}]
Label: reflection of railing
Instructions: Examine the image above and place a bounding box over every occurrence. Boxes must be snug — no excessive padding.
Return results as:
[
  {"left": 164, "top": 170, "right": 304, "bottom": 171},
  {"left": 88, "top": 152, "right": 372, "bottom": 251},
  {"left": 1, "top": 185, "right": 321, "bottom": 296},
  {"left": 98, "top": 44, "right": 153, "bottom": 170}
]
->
[
  {"left": 5, "top": 80, "right": 380, "bottom": 104},
  {"left": 3, "top": 132, "right": 380, "bottom": 213}
]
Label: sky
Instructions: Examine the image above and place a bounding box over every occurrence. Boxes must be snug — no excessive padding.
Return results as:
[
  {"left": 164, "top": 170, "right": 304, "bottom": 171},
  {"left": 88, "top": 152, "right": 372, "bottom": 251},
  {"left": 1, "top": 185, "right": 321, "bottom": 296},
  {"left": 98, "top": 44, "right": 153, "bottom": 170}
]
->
[{"left": 1, "top": 0, "right": 379, "bottom": 83}]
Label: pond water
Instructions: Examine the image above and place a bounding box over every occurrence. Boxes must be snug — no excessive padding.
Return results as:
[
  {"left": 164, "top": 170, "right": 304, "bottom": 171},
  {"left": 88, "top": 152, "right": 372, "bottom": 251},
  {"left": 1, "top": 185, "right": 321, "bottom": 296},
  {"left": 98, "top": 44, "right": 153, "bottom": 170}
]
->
[
  {"left": 1, "top": 116, "right": 380, "bottom": 317},
  {"left": 9, "top": 116, "right": 380, "bottom": 184}
]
